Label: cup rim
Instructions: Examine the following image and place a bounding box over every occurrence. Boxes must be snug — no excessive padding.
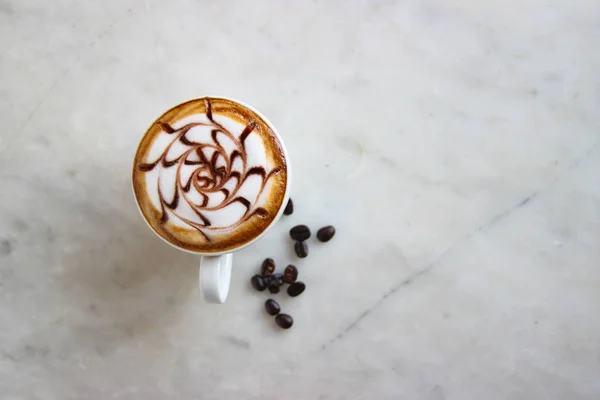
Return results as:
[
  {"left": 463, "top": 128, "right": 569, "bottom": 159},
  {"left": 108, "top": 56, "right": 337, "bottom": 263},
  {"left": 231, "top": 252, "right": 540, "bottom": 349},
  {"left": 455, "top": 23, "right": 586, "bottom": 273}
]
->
[{"left": 131, "top": 96, "right": 291, "bottom": 256}]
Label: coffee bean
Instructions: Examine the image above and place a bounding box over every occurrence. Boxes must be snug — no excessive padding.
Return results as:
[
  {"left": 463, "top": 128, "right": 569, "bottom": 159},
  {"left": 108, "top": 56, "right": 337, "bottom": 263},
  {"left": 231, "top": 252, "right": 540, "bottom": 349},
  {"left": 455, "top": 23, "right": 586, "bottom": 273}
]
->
[
  {"left": 317, "top": 225, "right": 336, "bottom": 242},
  {"left": 264, "top": 299, "right": 280, "bottom": 316},
  {"left": 283, "top": 265, "right": 298, "bottom": 284},
  {"left": 275, "top": 313, "right": 293, "bottom": 329},
  {"left": 251, "top": 275, "right": 267, "bottom": 291},
  {"left": 268, "top": 279, "right": 281, "bottom": 294},
  {"left": 294, "top": 240, "right": 308, "bottom": 258},
  {"left": 290, "top": 225, "right": 311, "bottom": 241},
  {"left": 287, "top": 281, "right": 306, "bottom": 297},
  {"left": 283, "top": 198, "right": 294, "bottom": 215},
  {"left": 271, "top": 272, "right": 284, "bottom": 286},
  {"left": 261, "top": 258, "right": 275, "bottom": 276}
]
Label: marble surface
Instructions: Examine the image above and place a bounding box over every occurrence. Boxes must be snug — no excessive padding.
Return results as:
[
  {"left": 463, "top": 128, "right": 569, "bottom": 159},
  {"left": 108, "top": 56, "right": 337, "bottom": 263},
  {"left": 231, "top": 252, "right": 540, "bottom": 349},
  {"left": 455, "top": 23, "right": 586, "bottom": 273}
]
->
[{"left": 1, "top": 0, "right": 600, "bottom": 398}]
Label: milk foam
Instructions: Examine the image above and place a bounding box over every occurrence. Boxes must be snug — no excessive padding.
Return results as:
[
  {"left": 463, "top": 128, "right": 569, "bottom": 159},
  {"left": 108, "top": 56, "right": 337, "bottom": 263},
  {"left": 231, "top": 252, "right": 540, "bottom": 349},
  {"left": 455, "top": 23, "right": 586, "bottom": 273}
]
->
[{"left": 142, "top": 112, "right": 272, "bottom": 233}]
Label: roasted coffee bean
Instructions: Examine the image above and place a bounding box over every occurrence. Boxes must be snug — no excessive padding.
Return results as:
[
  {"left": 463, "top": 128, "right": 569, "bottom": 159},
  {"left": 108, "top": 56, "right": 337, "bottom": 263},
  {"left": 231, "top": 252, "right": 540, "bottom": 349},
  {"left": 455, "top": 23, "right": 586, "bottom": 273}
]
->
[
  {"left": 317, "top": 225, "right": 336, "bottom": 242},
  {"left": 290, "top": 225, "right": 311, "bottom": 241},
  {"left": 271, "top": 272, "right": 284, "bottom": 286},
  {"left": 294, "top": 240, "right": 308, "bottom": 258},
  {"left": 275, "top": 313, "right": 294, "bottom": 329},
  {"left": 283, "top": 265, "right": 298, "bottom": 284},
  {"left": 287, "top": 281, "right": 306, "bottom": 297},
  {"left": 264, "top": 299, "right": 281, "bottom": 316},
  {"left": 251, "top": 275, "right": 267, "bottom": 291},
  {"left": 268, "top": 279, "right": 281, "bottom": 294},
  {"left": 283, "top": 199, "right": 294, "bottom": 215},
  {"left": 261, "top": 258, "right": 275, "bottom": 277}
]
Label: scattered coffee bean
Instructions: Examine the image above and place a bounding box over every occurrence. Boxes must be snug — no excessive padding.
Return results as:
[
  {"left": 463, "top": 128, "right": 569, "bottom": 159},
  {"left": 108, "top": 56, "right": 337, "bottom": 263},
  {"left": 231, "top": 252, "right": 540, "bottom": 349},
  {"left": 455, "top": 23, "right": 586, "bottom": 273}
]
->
[
  {"left": 275, "top": 313, "right": 294, "bottom": 329},
  {"left": 283, "top": 198, "right": 294, "bottom": 215},
  {"left": 317, "top": 225, "right": 336, "bottom": 242},
  {"left": 268, "top": 279, "right": 281, "bottom": 294},
  {"left": 283, "top": 265, "right": 298, "bottom": 284},
  {"left": 290, "top": 225, "right": 311, "bottom": 241},
  {"left": 287, "top": 281, "right": 306, "bottom": 297},
  {"left": 294, "top": 240, "right": 308, "bottom": 258},
  {"left": 264, "top": 299, "right": 281, "bottom": 316},
  {"left": 271, "top": 272, "right": 284, "bottom": 286},
  {"left": 251, "top": 275, "right": 267, "bottom": 291},
  {"left": 261, "top": 258, "right": 275, "bottom": 277}
]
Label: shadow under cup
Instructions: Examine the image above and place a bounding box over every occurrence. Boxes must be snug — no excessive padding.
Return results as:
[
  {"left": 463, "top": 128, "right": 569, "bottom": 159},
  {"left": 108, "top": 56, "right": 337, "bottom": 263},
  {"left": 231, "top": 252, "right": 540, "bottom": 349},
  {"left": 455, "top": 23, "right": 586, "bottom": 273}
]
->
[{"left": 131, "top": 96, "right": 291, "bottom": 302}]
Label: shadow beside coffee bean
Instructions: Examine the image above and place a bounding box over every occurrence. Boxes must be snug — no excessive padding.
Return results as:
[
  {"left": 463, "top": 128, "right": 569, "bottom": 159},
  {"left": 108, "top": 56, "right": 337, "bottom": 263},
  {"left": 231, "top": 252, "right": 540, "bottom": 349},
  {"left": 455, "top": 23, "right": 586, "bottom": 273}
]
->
[{"left": 250, "top": 198, "right": 336, "bottom": 330}]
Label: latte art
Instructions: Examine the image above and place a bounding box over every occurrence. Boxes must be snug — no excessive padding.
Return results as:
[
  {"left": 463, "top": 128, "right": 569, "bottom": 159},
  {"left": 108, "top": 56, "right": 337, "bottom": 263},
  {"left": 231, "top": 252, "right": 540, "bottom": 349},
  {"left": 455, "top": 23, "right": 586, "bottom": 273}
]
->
[
  {"left": 139, "top": 111, "right": 279, "bottom": 234},
  {"left": 133, "top": 98, "right": 288, "bottom": 253}
]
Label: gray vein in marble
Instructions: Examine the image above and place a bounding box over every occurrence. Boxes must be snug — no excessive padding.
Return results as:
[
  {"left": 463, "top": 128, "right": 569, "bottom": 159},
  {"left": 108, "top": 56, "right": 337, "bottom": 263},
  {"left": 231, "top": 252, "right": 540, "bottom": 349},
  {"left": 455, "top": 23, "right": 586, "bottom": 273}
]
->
[
  {"left": 0, "top": 239, "right": 12, "bottom": 256},
  {"left": 0, "top": 11, "right": 130, "bottom": 157},
  {"left": 322, "top": 141, "right": 600, "bottom": 351},
  {"left": 0, "top": 59, "right": 78, "bottom": 157},
  {"left": 221, "top": 336, "right": 251, "bottom": 350}
]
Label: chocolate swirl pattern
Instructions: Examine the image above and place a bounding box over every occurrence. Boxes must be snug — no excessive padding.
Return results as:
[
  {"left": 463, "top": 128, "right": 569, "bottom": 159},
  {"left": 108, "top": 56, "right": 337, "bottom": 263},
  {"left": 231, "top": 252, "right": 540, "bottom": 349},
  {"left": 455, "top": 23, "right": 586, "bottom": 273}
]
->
[{"left": 133, "top": 98, "right": 288, "bottom": 253}]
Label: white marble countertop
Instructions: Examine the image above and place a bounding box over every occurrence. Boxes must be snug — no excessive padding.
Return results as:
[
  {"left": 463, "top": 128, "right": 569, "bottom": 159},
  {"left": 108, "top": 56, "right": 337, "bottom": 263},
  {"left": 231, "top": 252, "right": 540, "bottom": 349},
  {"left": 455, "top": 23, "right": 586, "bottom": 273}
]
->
[{"left": 1, "top": 0, "right": 600, "bottom": 398}]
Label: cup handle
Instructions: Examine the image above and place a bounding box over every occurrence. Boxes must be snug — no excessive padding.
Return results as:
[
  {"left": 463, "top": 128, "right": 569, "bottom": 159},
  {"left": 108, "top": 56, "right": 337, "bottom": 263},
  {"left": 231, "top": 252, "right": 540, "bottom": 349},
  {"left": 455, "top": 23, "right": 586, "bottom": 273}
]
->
[{"left": 199, "top": 253, "right": 233, "bottom": 304}]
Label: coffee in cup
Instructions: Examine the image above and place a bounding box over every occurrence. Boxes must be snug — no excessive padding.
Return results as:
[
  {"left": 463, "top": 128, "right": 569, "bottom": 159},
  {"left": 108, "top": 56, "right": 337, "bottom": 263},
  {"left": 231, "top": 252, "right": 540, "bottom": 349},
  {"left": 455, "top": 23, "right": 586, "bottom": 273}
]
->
[{"left": 132, "top": 97, "right": 288, "bottom": 254}]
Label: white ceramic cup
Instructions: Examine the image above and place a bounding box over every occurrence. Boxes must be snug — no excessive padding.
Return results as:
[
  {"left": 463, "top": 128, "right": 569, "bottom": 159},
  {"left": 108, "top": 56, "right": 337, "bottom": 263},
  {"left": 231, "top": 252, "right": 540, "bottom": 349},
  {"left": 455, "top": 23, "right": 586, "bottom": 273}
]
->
[{"left": 133, "top": 97, "right": 291, "bottom": 304}]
